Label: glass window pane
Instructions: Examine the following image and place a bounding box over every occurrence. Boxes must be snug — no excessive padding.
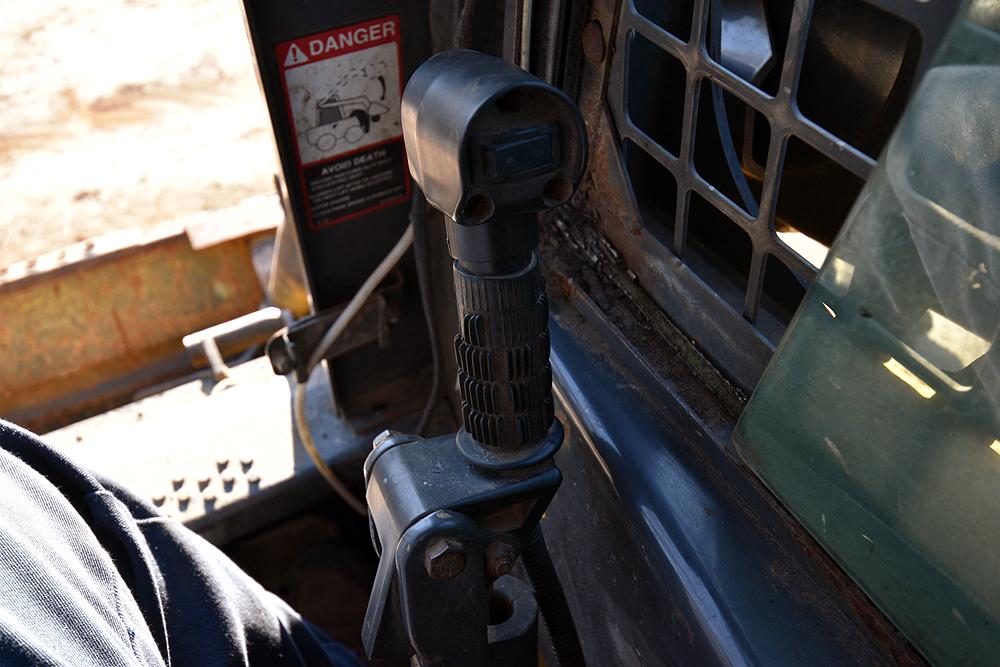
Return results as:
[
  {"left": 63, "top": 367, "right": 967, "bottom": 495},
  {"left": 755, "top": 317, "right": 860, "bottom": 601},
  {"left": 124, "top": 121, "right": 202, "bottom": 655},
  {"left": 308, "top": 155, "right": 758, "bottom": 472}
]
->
[{"left": 734, "top": 6, "right": 1000, "bottom": 665}]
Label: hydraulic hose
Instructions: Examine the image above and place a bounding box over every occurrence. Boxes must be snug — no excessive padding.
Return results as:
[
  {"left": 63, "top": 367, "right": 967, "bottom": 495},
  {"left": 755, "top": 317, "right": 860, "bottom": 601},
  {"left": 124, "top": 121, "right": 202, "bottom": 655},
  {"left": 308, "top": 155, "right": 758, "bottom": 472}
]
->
[
  {"left": 522, "top": 525, "right": 586, "bottom": 667},
  {"left": 708, "top": 0, "right": 759, "bottom": 218},
  {"left": 305, "top": 225, "right": 414, "bottom": 373},
  {"left": 293, "top": 382, "right": 367, "bottom": 515},
  {"left": 294, "top": 201, "right": 420, "bottom": 516}
]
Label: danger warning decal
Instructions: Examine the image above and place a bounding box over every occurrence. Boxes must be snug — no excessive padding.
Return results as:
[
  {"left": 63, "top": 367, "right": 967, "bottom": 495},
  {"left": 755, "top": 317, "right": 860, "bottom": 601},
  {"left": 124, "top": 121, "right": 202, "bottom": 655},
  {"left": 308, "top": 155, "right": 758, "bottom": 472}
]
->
[{"left": 276, "top": 16, "right": 409, "bottom": 228}]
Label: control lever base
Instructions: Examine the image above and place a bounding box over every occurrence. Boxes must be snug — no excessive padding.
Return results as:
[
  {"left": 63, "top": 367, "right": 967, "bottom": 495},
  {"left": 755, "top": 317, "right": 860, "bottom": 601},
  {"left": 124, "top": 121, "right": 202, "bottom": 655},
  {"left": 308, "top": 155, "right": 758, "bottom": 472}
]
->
[{"left": 362, "top": 423, "right": 563, "bottom": 664}]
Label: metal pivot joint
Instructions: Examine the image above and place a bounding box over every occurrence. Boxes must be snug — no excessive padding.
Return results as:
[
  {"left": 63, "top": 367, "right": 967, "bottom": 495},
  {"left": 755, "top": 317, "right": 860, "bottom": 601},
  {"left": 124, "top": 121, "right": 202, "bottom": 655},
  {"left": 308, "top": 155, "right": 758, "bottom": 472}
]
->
[{"left": 363, "top": 50, "right": 588, "bottom": 665}]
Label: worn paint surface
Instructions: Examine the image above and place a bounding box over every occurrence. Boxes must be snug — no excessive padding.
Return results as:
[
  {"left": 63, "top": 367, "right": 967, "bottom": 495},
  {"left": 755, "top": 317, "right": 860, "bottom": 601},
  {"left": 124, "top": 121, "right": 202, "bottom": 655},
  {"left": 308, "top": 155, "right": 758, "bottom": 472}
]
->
[
  {"left": 44, "top": 357, "right": 368, "bottom": 533},
  {"left": 0, "top": 221, "right": 272, "bottom": 432}
]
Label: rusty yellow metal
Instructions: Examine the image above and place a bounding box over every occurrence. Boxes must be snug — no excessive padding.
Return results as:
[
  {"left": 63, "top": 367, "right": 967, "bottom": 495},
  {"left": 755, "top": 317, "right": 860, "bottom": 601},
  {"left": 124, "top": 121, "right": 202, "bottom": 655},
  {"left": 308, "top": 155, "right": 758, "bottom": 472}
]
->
[{"left": 0, "top": 220, "right": 275, "bottom": 433}]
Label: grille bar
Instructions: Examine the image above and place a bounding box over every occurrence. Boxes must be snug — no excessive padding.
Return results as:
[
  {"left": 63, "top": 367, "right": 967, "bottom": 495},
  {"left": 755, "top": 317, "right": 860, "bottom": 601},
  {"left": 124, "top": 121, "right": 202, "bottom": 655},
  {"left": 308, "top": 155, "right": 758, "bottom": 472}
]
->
[{"left": 605, "top": 0, "right": 955, "bottom": 385}]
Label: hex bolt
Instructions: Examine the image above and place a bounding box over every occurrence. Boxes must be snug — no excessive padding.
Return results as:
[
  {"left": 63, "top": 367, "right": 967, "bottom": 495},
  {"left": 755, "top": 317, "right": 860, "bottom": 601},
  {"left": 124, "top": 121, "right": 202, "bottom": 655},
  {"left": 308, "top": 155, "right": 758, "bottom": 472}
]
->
[
  {"left": 485, "top": 540, "right": 516, "bottom": 579},
  {"left": 424, "top": 539, "right": 467, "bottom": 580},
  {"left": 373, "top": 429, "right": 401, "bottom": 449}
]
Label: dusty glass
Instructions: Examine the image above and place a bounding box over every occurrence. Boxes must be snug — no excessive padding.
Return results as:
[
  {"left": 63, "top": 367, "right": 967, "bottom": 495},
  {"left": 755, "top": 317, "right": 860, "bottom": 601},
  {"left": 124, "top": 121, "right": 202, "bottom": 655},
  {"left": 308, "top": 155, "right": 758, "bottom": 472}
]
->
[{"left": 734, "top": 3, "right": 1000, "bottom": 664}]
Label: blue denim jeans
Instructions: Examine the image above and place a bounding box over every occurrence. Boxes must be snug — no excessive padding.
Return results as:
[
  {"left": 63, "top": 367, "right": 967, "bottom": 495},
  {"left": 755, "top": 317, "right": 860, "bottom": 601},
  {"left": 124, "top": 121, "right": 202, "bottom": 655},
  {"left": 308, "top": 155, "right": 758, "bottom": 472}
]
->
[{"left": 0, "top": 420, "right": 361, "bottom": 667}]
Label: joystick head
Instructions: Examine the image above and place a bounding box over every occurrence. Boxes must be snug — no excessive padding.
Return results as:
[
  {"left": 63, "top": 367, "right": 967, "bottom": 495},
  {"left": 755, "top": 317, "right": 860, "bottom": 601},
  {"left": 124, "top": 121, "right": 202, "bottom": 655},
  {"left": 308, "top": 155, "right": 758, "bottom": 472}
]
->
[{"left": 401, "top": 50, "right": 587, "bottom": 227}]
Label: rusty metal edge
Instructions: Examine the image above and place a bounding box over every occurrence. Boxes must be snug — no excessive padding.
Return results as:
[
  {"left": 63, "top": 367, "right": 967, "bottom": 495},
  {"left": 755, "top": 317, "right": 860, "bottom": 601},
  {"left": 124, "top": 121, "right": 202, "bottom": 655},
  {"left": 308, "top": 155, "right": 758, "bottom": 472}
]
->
[{"left": 0, "top": 194, "right": 280, "bottom": 291}]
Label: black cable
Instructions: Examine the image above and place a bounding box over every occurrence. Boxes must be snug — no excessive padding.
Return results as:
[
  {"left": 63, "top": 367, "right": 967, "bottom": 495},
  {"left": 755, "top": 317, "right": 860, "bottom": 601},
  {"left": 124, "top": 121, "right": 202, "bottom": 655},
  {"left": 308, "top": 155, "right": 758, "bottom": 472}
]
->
[
  {"left": 455, "top": 0, "right": 478, "bottom": 50},
  {"left": 522, "top": 525, "right": 586, "bottom": 667},
  {"left": 708, "top": 0, "right": 759, "bottom": 218},
  {"left": 411, "top": 187, "right": 439, "bottom": 436}
]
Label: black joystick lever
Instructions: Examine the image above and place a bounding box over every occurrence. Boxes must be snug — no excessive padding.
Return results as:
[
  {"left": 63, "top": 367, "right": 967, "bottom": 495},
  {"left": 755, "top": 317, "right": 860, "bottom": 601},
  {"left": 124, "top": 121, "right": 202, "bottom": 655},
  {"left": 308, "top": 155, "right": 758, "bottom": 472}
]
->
[{"left": 362, "top": 51, "right": 587, "bottom": 666}]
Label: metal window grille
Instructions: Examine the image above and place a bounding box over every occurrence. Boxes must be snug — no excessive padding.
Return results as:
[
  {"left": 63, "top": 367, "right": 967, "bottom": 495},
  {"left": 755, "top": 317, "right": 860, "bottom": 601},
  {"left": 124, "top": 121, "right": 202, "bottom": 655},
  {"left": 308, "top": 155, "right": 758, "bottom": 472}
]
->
[{"left": 604, "top": 0, "right": 957, "bottom": 390}]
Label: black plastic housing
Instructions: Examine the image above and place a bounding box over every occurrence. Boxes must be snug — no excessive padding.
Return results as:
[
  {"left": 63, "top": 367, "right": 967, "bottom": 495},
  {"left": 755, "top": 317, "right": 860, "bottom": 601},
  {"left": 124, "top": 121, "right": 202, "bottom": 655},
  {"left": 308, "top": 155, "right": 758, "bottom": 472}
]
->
[{"left": 401, "top": 50, "right": 587, "bottom": 230}]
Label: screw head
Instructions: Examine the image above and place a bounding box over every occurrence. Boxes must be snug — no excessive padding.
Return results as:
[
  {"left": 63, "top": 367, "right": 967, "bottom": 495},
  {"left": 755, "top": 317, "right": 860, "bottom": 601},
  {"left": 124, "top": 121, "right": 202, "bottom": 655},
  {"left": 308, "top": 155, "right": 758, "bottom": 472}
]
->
[
  {"left": 486, "top": 540, "right": 516, "bottom": 578},
  {"left": 424, "top": 539, "right": 467, "bottom": 580}
]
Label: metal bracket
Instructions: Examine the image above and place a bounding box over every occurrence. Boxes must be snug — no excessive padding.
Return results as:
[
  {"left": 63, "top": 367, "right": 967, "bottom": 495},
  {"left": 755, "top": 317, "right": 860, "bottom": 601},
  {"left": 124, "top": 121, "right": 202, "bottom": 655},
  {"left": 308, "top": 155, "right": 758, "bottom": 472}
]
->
[
  {"left": 362, "top": 423, "right": 563, "bottom": 664},
  {"left": 265, "top": 271, "right": 403, "bottom": 382}
]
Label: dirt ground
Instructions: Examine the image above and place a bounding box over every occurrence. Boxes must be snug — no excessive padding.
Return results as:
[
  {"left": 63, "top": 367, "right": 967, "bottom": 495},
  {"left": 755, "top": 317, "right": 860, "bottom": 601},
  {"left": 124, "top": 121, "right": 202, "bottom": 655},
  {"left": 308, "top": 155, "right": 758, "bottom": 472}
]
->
[{"left": 0, "top": 0, "right": 277, "bottom": 268}]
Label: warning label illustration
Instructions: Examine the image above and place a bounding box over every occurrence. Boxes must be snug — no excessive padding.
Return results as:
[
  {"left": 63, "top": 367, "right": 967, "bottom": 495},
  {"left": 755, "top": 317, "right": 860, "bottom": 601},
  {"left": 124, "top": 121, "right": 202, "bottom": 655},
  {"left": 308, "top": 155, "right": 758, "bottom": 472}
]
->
[{"left": 276, "top": 16, "right": 409, "bottom": 227}]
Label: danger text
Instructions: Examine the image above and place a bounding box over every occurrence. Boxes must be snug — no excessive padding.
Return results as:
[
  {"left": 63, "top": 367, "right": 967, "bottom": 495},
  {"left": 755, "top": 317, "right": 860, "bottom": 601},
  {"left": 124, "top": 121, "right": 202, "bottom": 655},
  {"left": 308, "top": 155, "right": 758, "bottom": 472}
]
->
[{"left": 308, "top": 21, "right": 396, "bottom": 59}]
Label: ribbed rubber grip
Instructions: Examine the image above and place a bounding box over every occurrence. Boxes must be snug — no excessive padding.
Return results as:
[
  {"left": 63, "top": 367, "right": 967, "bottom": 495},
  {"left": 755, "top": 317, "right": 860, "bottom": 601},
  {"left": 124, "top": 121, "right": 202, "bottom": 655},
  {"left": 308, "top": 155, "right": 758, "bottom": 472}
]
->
[{"left": 453, "top": 255, "right": 553, "bottom": 450}]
